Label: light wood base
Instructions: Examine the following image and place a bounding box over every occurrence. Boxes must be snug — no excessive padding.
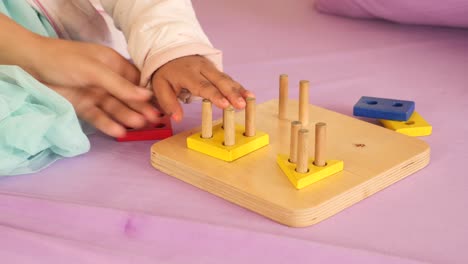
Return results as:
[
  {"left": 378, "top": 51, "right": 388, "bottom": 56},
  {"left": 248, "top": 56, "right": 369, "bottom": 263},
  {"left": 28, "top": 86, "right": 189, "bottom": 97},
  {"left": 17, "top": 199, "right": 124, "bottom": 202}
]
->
[{"left": 151, "top": 99, "right": 430, "bottom": 227}]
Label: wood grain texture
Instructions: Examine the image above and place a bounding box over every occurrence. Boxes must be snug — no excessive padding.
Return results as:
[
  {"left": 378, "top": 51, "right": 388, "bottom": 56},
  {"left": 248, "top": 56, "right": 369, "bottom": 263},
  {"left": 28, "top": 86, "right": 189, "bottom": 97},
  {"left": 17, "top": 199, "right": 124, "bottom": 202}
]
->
[
  {"left": 314, "top": 122, "right": 327, "bottom": 167},
  {"left": 278, "top": 74, "right": 288, "bottom": 120},
  {"left": 299, "top": 80, "right": 309, "bottom": 126},
  {"left": 151, "top": 99, "right": 430, "bottom": 227},
  {"left": 201, "top": 99, "right": 212, "bottom": 139},
  {"left": 296, "top": 129, "right": 309, "bottom": 173},
  {"left": 289, "top": 121, "right": 302, "bottom": 163},
  {"left": 223, "top": 106, "right": 235, "bottom": 146},
  {"left": 245, "top": 97, "right": 256, "bottom": 137}
]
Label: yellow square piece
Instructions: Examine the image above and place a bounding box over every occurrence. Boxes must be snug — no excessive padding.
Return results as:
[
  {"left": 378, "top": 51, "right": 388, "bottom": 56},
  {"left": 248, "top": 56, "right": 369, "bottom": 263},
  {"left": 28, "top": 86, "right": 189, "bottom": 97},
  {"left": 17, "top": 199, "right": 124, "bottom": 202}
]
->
[
  {"left": 379, "top": 111, "right": 432, "bottom": 137},
  {"left": 276, "top": 154, "right": 344, "bottom": 190},
  {"left": 187, "top": 124, "right": 269, "bottom": 162}
]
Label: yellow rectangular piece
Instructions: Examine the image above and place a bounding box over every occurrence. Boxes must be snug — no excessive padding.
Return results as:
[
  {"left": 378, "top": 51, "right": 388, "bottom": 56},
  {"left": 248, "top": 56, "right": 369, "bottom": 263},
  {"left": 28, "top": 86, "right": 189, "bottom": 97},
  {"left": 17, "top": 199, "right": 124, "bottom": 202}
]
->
[
  {"left": 379, "top": 111, "right": 432, "bottom": 136},
  {"left": 186, "top": 124, "right": 269, "bottom": 162},
  {"left": 151, "top": 99, "right": 430, "bottom": 227},
  {"left": 276, "top": 154, "right": 344, "bottom": 189}
]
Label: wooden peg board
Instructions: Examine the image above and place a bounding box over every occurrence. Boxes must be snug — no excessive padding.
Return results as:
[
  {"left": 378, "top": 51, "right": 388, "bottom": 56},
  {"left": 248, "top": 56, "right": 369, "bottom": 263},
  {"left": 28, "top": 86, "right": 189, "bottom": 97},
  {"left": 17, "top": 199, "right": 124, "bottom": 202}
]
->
[{"left": 151, "top": 99, "right": 430, "bottom": 227}]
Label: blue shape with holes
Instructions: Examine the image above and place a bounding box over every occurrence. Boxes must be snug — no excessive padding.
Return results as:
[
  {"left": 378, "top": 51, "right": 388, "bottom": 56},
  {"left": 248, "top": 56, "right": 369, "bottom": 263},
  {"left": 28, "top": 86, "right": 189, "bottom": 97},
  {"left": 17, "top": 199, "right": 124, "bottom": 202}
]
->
[{"left": 353, "top": 96, "right": 415, "bottom": 121}]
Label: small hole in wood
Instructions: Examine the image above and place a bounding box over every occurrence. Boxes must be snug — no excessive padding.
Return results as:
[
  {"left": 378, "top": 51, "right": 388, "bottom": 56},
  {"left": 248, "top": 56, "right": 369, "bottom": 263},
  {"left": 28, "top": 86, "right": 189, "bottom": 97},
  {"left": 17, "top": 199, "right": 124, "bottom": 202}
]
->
[
  {"left": 222, "top": 141, "right": 232, "bottom": 146},
  {"left": 242, "top": 132, "right": 255, "bottom": 137},
  {"left": 392, "top": 102, "right": 403, "bottom": 107},
  {"left": 313, "top": 162, "right": 328, "bottom": 167},
  {"left": 405, "top": 121, "right": 415, "bottom": 125},
  {"left": 366, "top": 101, "right": 378, "bottom": 105},
  {"left": 295, "top": 168, "right": 310, "bottom": 173},
  {"left": 354, "top": 143, "right": 366, "bottom": 148}
]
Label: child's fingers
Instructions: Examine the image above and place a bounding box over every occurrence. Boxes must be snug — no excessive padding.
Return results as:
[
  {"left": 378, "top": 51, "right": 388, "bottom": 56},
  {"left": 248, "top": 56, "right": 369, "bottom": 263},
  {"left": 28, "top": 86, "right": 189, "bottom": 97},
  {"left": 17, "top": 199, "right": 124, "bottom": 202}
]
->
[
  {"left": 98, "top": 96, "right": 147, "bottom": 129},
  {"left": 78, "top": 105, "right": 126, "bottom": 137},
  {"left": 151, "top": 77, "right": 183, "bottom": 122},
  {"left": 90, "top": 62, "right": 152, "bottom": 102},
  {"left": 180, "top": 73, "right": 229, "bottom": 109},
  {"left": 200, "top": 67, "right": 252, "bottom": 109}
]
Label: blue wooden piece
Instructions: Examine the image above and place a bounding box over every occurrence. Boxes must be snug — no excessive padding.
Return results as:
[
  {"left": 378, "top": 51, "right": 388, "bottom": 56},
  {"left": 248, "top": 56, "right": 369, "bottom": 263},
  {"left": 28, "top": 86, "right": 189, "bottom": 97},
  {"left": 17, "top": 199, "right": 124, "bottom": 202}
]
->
[{"left": 353, "top": 96, "right": 415, "bottom": 121}]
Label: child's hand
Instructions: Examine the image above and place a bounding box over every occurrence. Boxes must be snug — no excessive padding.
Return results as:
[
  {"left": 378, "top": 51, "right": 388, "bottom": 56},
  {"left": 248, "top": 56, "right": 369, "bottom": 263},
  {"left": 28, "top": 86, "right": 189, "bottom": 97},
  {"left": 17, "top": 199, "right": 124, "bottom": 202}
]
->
[
  {"left": 151, "top": 55, "right": 254, "bottom": 121},
  {"left": 31, "top": 38, "right": 159, "bottom": 137}
]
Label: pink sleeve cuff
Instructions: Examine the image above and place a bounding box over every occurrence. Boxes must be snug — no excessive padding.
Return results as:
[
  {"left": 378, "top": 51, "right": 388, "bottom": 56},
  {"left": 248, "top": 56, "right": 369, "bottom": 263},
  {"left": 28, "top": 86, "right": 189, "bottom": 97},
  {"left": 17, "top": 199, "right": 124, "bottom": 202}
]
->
[{"left": 140, "top": 43, "right": 223, "bottom": 87}]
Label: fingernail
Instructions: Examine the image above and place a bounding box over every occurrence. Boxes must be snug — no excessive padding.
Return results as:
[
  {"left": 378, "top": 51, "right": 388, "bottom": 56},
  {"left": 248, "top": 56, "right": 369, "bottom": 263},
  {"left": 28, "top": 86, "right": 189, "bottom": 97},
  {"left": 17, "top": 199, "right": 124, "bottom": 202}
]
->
[
  {"left": 237, "top": 98, "right": 246, "bottom": 107},
  {"left": 114, "top": 125, "right": 126, "bottom": 137},
  {"left": 170, "top": 112, "right": 179, "bottom": 122},
  {"left": 246, "top": 91, "right": 255, "bottom": 98},
  {"left": 221, "top": 98, "right": 229, "bottom": 106}
]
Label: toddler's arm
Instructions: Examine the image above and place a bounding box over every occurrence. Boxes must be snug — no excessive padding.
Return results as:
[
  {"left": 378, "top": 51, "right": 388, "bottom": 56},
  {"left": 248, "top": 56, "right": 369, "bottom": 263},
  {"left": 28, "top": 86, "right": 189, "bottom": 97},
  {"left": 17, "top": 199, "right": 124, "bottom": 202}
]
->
[
  {"left": 100, "top": 0, "right": 221, "bottom": 87},
  {"left": 100, "top": 0, "right": 254, "bottom": 121}
]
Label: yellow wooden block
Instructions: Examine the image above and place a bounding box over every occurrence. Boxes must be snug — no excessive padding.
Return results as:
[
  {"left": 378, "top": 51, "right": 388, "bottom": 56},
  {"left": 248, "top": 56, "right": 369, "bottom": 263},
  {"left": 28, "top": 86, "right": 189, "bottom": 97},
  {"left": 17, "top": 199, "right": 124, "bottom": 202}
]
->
[
  {"left": 187, "top": 124, "right": 269, "bottom": 162},
  {"left": 379, "top": 111, "right": 432, "bottom": 136},
  {"left": 276, "top": 154, "right": 344, "bottom": 190}
]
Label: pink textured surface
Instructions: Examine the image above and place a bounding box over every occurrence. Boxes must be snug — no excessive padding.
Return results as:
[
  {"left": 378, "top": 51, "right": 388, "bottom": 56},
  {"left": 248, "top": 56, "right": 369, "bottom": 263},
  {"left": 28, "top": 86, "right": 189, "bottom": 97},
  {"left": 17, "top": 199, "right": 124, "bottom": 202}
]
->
[
  {"left": 1, "top": 0, "right": 468, "bottom": 263},
  {"left": 315, "top": 0, "right": 468, "bottom": 29}
]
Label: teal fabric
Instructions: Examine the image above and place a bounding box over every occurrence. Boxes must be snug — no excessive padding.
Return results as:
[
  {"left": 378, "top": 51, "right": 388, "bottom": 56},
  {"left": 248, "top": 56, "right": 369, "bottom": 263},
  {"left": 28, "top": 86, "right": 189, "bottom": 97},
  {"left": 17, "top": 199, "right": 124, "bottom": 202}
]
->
[
  {"left": 0, "top": 1, "right": 90, "bottom": 175},
  {"left": 0, "top": 0, "right": 57, "bottom": 38}
]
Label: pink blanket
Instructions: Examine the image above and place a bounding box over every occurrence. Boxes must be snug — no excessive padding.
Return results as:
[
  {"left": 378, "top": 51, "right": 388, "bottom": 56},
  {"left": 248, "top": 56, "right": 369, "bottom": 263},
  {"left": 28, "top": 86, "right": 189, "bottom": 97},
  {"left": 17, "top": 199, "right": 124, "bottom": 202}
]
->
[
  {"left": 315, "top": 0, "right": 468, "bottom": 28},
  {"left": 1, "top": 0, "right": 468, "bottom": 263}
]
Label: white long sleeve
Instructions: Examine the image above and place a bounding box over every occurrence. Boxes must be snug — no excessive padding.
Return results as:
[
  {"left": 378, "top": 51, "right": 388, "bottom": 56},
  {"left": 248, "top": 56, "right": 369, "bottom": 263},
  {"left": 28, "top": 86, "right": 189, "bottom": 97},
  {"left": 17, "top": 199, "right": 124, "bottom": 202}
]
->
[{"left": 100, "top": 0, "right": 223, "bottom": 86}]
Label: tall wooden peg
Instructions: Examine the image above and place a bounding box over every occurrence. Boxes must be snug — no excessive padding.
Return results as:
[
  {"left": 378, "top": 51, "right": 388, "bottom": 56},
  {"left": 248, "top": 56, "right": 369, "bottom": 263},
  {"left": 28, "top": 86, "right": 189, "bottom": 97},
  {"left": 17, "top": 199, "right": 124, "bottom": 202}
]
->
[
  {"left": 201, "top": 99, "right": 212, "bottom": 138},
  {"left": 314, "top": 122, "right": 327, "bottom": 167},
  {"left": 296, "top": 129, "right": 309, "bottom": 173},
  {"left": 289, "top": 121, "right": 302, "bottom": 163},
  {"left": 279, "top": 74, "right": 289, "bottom": 119},
  {"left": 245, "top": 97, "right": 256, "bottom": 137},
  {"left": 299, "top": 80, "right": 309, "bottom": 126},
  {"left": 223, "top": 106, "right": 235, "bottom": 146}
]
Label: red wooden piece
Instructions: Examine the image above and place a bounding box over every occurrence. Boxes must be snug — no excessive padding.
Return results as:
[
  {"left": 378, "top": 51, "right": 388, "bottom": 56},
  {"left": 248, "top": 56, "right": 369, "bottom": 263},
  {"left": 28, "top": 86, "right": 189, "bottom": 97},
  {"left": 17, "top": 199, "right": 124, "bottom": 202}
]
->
[{"left": 116, "top": 113, "right": 173, "bottom": 142}]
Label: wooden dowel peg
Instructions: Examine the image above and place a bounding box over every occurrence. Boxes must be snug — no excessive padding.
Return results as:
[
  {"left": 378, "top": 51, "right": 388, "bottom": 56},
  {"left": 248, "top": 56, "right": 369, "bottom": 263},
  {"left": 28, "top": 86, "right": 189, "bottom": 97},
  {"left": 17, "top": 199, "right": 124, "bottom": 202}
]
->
[
  {"left": 299, "top": 80, "right": 309, "bottom": 126},
  {"left": 289, "top": 121, "right": 302, "bottom": 163},
  {"left": 245, "top": 97, "right": 256, "bottom": 137},
  {"left": 279, "top": 74, "right": 288, "bottom": 119},
  {"left": 296, "top": 129, "right": 309, "bottom": 173},
  {"left": 201, "top": 99, "right": 212, "bottom": 138},
  {"left": 314, "top": 122, "right": 327, "bottom": 167},
  {"left": 224, "top": 106, "right": 235, "bottom": 146}
]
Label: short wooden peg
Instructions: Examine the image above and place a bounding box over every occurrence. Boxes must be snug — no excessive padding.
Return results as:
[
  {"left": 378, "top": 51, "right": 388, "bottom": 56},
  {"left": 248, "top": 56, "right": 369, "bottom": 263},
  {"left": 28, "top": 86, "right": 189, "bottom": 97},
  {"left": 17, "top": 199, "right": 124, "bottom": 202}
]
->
[
  {"left": 299, "top": 80, "right": 309, "bottom": 126},
  {"left": 289, "top": 121, "right": 302, "bottom": 163},
  {"left": 296, "top": 129, "right": 309, "bottom": 173},
  {"left": 314, "top": 122, "right": 327, "bottom": 167},
  {"left": 201, "top": 99, "right": 212, "bottom": 138},
  {"left": 279, "top": 74, "right": 288, "bottom": 119},
  {"left": 224, "top": 106, "right": 235, "bottom": 146},
  {"left": 245, "top": 97, "right": 256, "bottom": 137}
]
